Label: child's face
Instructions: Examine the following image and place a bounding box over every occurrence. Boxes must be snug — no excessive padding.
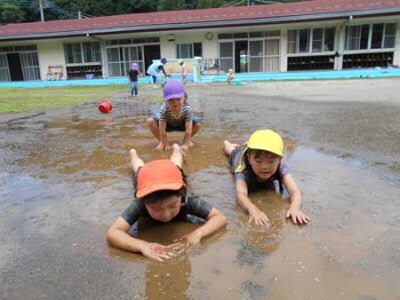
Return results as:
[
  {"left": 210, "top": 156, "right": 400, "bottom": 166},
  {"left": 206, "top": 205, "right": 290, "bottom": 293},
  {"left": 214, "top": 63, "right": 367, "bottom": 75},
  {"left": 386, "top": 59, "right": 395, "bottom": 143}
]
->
[
  {"left": 166, "top": 97, "right": 184, "bottom": 113},
  {"left": 144, "top": 195, "right": 182, "bottom": 222},
  {"left": 247, "top": 151, "right": 281, "bottom": 181}
]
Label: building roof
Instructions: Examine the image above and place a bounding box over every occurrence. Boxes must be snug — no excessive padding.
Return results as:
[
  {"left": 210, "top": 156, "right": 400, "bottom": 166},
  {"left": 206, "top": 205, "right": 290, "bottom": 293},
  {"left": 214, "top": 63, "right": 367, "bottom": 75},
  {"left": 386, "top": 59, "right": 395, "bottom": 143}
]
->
[{"left": 1, "top": 0, "right": 400, "bottom": 41}]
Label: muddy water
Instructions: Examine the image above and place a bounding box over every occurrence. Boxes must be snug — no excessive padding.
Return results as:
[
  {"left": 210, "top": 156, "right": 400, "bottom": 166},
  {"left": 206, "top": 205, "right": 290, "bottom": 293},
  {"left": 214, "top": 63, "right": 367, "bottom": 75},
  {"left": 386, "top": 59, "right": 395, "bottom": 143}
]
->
[{"left": 1, "top": 80, "right": 400, "bottom": 300}]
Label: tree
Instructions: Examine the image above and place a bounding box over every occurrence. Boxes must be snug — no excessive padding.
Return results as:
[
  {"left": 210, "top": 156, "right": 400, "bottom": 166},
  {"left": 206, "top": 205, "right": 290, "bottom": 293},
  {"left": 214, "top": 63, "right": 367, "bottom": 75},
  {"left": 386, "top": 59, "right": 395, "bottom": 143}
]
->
[
  {"left": 0, "top": 2, "right": 26, "bottom": 25},
  {"left": 157, "top": 0, "right": 186, "bottom": 11},
  {"left": 198, "top": 0, "right": 232, "bottom": 9}
]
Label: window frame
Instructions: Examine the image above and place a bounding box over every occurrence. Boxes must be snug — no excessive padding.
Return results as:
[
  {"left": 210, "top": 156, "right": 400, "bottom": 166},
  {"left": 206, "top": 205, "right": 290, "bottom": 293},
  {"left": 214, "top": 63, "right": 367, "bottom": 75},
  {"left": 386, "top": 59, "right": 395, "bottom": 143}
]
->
[
  {"left": 287, "top": 27, "right": 336, "bottom": 55},
  {"left": 345, "top": 23, "right": 397, "bottom": 51},
  {"left": 176, "top": 42, "right": 202, "bottom": 59},
  {"left": 64, "top": 42, "right": 102, "bottom": 65}
]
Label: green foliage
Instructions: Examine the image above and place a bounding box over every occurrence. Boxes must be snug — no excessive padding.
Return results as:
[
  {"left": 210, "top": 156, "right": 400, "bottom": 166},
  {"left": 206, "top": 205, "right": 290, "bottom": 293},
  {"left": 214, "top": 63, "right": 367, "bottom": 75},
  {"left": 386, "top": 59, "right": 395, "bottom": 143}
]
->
[
  {"left": 157, "top": 0, "right": 187, "bottom": 11},
  {"left": 0, "top": 0, "right": 311, "bottom": 24},
  {"left": 0, "top": 2, "right": 26, "bottom": 25}
]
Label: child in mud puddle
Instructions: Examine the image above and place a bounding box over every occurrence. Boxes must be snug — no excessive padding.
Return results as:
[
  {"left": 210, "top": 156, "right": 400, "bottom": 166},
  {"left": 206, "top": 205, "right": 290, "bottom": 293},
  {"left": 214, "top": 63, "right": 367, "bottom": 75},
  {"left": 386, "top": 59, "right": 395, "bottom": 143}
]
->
[
  {"left": 106, "top": 145, "right": 226, "bottom": 262},
  {"left": 146, "top": 79, "right": 202, "bottom": 151},
  {"left": 223, "top": 129, "right": 310, "bottom": 226}
]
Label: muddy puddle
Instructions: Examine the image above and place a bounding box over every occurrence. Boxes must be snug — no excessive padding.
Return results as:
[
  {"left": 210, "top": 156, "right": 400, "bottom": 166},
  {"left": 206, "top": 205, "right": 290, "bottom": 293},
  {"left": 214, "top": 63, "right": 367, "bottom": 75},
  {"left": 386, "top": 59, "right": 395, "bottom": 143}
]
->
[{"left": 1, "top": 80, "right": 400, "bottom": 299}]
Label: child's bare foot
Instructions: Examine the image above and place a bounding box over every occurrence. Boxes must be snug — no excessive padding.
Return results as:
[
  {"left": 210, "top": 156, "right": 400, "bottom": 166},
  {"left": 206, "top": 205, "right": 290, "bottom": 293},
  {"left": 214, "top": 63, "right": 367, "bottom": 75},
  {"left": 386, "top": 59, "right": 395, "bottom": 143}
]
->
[
  {"left": 129, "top": 149, "right": 137, "bottom": 157},
  {"left": 172, "top": 143, "right": 187, "bottom": 158}
]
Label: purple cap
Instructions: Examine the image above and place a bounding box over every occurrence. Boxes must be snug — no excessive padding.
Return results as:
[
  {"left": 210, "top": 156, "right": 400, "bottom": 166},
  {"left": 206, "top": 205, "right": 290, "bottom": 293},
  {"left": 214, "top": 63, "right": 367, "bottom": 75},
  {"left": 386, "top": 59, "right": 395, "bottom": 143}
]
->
[
  {"left": 131, "top": 63, "right": 139, "bottom": 70},
  {"left": 163, "top": 79, "right": 185, "bottom": 101}
]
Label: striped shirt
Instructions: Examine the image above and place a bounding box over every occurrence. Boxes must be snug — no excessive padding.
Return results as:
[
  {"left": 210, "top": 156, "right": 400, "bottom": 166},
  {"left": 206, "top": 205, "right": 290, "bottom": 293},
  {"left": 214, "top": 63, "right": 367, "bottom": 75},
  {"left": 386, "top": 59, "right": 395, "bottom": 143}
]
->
[{"left": 158, "top": 103, "right": 193, "bottom": 126}]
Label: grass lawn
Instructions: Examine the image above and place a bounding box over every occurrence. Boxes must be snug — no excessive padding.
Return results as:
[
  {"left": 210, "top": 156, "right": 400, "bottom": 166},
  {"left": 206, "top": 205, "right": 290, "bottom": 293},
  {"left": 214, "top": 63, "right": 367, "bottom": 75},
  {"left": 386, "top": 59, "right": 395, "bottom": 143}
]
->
[{"left": 0, "top": 85, "right": 128, "bottom": 114}]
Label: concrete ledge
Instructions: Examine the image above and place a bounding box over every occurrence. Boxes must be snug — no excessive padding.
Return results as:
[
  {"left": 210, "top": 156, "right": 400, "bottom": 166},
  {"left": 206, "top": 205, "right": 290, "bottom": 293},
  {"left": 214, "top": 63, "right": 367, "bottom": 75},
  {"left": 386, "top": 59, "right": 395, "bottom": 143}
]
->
[{"left": 1, "top": 69, "right": 399, "bottom": 88}]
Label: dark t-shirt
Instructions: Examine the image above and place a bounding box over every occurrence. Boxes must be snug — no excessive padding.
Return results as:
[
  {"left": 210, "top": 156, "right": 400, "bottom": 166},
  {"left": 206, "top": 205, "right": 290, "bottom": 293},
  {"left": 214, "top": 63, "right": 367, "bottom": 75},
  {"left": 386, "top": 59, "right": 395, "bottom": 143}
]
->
[
  {"left": 128, "top": 69, "right": 139, "bottom": 82},
  {"left": 121, "top": 190, "right": 213, "bottom": 225},
  {"left": 229, "top": 146, "right": 289, "bottom": 193}
]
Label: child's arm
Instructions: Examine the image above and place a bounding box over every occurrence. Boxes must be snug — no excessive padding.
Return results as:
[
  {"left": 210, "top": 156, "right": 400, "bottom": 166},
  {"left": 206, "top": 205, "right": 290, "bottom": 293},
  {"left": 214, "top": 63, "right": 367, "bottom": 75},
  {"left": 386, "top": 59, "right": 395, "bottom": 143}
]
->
[
  {"left": 106, "top": 217, "right": 174, "bottom": 262},
  {"left": 181, "top": 120, "right": 193, "bottom": 150},
  {"left": 283, "top": 174, "right": 311, "bottom": 224},
  {"left": 181, "top": 208, "right": 226, "bottom": 245},
  {"left": 236, "top": 179, "right": 270, "bottom": 226},
  {"left": 156, "top": 121, "right": 170, "bottom": 150}
]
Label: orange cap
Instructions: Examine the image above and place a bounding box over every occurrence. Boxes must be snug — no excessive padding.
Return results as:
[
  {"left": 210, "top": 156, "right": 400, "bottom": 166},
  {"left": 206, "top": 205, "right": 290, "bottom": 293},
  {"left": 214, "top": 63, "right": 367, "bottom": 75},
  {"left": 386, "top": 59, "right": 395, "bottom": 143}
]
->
[{"left": 136, "top": 160, "right": 184, "bottom": 198}]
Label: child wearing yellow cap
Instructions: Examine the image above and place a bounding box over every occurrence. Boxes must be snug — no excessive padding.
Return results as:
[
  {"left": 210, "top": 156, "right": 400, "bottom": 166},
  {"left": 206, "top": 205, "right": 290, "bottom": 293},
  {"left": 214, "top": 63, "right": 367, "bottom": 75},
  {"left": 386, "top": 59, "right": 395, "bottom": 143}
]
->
[
  {"left": 107, "top": 144, "right": 226, "bottom": 262},
  {"left": 223, "top": 129, "right": 310, "bottom": 226},
  {"left": 227, "top": 68, "right": 236, "bottom": 84}
]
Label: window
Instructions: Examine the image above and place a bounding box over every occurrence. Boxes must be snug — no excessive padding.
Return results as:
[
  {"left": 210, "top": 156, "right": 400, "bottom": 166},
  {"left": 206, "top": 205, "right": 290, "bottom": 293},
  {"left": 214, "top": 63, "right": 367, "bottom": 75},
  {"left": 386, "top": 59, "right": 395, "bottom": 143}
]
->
[
  {"left": 288, "top": 28, "right": 335, "bottom": 54},
  {"left": 346, "top": 23, "right": 397, "bottom": 50},
  {"left": 176, "top": 43, "right": 202, "bottom": 58},
  {"left": 64, "top": 42, "right": 101, "bottom": 64}
]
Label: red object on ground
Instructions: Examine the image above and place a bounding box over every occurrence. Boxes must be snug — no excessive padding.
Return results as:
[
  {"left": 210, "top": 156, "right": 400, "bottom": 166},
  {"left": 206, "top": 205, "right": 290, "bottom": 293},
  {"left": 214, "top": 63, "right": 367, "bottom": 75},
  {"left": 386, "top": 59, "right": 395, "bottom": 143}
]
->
[{"left": 98, "top": 101, "right": 112, "bottom": 113}]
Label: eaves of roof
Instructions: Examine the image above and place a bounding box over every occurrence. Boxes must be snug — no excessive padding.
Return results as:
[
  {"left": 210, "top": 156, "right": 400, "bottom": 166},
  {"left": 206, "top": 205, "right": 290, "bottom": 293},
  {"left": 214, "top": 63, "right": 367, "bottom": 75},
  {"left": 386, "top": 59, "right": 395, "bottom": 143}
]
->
[{"left": 1, "top": 4, "right": 399, "bottom": 42}]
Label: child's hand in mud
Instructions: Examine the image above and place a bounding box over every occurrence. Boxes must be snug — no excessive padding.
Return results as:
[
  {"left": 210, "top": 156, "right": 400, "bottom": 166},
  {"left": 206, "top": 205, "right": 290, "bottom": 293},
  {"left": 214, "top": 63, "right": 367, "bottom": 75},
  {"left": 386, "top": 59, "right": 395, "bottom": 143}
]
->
[
  {"left": 156, "top": 142, "right": 171, "bottom": 151},
  {"left": 248, "top": 206, "right": 270, "bottom": 227},
  {"left": 141, "top": 242, "right": 176, "bottom": 262},
  {"left": 181, "top": 141, "right": 194, "bottom": 151},
  {"left": 166, "top": 233, "right": 201, "bottom": 256},
  {"left": 285, "top": 208, "right": 311, "bottom": 225}
]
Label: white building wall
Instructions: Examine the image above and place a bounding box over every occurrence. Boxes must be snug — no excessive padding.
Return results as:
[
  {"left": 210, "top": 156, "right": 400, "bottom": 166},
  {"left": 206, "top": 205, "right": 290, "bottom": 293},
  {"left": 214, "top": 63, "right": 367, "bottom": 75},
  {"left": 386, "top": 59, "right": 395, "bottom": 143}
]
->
[
  {"left": 37, "top": 41, "right": 66, "bottom": 80},
  {"left": 160, "top": 32, "right": 218, "bottom": 59}
]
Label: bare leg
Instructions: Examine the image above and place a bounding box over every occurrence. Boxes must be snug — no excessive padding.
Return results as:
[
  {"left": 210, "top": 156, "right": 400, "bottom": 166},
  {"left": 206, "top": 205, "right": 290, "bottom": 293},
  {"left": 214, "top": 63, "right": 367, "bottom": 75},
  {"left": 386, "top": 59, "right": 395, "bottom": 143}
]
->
[
  {"left": 129, "top": 149, "right": 145, "bottom": 173},
  {"left": 223, "top": 140, "right": 239, "bottom": 156},
  {"left": 170, "top": 144, "right": 185, "bottom": 169},
  {"left": 146, "top": 118, "right": 160, "bottom": 140},
  {"left": 191, "top": 122, "right": 202, "bottom": 137}
]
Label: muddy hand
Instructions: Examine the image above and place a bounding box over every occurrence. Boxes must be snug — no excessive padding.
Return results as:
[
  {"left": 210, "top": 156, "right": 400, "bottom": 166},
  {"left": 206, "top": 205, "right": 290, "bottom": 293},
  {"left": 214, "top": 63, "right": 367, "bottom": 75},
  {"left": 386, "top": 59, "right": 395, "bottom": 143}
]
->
[
  {"left": 156, "top": 142, "right": 171, "bottom": 151},
  {"left": 286, "top": 208, "right": 311, "bottom": 225},
  {"left": 166, "top": 240, "right": 192, "bottom": 256},
  {"left": 248, "top": 207, "right": 270, "bottom": 227},
  {"left": 141, "top": 242, "right": 175, "bottom": 262}
]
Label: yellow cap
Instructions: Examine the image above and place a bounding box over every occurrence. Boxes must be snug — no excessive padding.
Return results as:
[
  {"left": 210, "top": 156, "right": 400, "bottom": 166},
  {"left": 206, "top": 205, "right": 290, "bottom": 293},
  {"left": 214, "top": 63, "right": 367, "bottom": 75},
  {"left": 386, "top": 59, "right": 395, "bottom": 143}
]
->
[
  {"left": 235, "top": 129, "right": 284, "bottom": 173},
  {"left": 178, "top": 60, "right": 184, "bottom": 65},
  {"left": 229, "top": 68, "right": 234, "bottom": 72}
]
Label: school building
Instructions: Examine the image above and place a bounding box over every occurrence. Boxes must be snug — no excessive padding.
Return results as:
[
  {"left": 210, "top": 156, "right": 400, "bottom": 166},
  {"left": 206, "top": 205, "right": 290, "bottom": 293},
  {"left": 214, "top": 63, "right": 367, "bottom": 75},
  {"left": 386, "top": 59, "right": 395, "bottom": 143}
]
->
[{"left": 0, "top": 0, "right": 399, "bottom": 82}]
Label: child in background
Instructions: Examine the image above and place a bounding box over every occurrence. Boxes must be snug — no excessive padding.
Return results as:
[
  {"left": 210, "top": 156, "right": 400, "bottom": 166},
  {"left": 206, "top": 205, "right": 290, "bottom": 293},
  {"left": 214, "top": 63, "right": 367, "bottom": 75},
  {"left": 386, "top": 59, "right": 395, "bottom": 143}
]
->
[
  {"left": 227, "top": 68, "right": 236, "bottom": 84},
  {"left": 179, "top": 60, "right": 187, "bottom": 84},
  {"left": 146, "top": 79, "right": 202, "bottom": 151},
  {"left": 223, "top": 129, "right": 310, "bottom": 226},
  {"left": 106, "top": 145, "right": 227, "bottom": 262},
  {"left": 128, "top": 63, "right": 140, "bottom": 97}
]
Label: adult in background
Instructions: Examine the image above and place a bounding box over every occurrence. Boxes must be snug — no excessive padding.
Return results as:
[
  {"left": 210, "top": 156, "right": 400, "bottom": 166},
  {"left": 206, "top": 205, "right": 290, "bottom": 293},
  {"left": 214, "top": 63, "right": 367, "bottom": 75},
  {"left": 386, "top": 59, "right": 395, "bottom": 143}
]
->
[{"left": 147, "top": 58, "right": 168, "bottom": 86}]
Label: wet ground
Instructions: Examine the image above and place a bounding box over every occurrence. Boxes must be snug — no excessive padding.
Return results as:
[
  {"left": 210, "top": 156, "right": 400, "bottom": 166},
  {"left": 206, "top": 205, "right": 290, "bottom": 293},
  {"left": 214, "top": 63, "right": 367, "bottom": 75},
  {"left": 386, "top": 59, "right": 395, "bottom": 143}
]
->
[{"left": 1, "top": 79, "right": 399, "bottom": 300}]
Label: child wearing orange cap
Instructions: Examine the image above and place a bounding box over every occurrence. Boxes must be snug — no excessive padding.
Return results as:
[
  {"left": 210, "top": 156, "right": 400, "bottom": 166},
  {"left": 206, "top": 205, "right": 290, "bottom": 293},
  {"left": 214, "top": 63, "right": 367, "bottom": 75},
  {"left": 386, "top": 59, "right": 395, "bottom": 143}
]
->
[
  {"left": 223, "top": 129, "right": 310, "bottom": 226},
  {"left": 146, "top": 79, "right": 202, "bottom": 151},
  {"left": 106, "top": 144, "right": 226, "bottom": 262}
]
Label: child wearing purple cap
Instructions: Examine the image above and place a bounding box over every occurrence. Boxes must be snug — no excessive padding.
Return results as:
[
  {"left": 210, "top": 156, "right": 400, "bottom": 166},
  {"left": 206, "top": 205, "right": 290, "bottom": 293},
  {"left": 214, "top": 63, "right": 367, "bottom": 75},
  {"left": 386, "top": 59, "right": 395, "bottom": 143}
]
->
[
  {"left": 128, "top": 63, "right": 140, "bottom": 97},
  {"left": 146, "top": 79, "right": 202, "bottom": 151}
]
